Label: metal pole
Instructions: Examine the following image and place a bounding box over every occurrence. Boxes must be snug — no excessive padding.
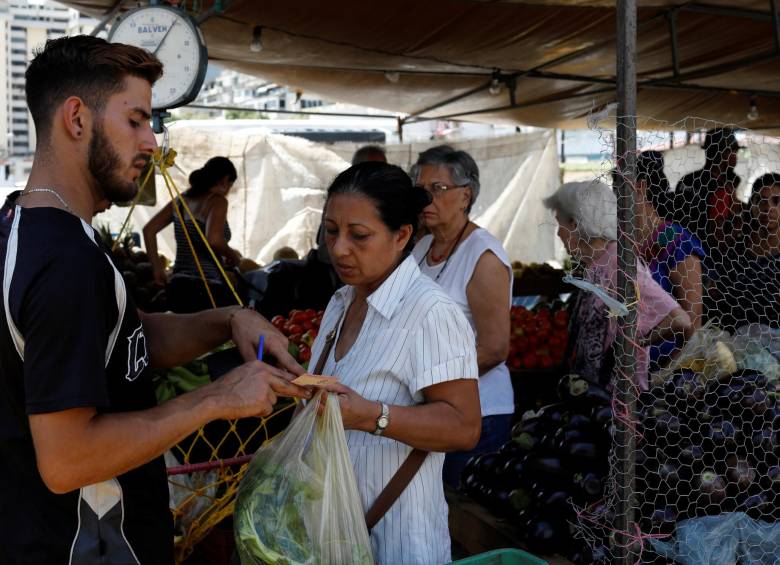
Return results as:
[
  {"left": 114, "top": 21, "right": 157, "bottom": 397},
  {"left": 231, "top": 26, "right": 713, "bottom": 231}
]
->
[{"left": 614, "top": 1, "right": 638, "bottom": 564}]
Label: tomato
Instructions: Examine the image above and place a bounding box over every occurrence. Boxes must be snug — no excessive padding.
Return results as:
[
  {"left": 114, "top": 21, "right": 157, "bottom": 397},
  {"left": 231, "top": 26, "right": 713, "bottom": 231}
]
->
[
  {"left": 290, "top": 311, "right": 309, "bottom": 324},
  {"left": 304, "top": 309, "right": 317, "bottom": 317},
  {"left": 522, "top": 353, "right": 538, "bottom": 369},
  {"left": 302, "top": 320, "right": 315, "bottom": 331},
  {"left": 289, "top": 332, "right": 303, "bottom": 346},
  {"left": 298, "top": 345, "right": 312, "bottom": 362},
  {"left": 287, "top": 323, "right": 304, "bottom": 335},
  {"left": 301, "top": 330, "right": 316, "bottom": 347},
  {"left": 553, "top": 310, "right": 569, "bottom": 328},
  {"left": 271, "top": 315, "right": 286, "bottom": 326}
]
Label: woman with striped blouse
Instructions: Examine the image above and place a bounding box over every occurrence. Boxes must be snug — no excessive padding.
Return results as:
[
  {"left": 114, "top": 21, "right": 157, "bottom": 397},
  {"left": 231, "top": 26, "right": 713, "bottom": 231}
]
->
[{"left": 311, "top": 162, "right": 481, "bottom": 564}]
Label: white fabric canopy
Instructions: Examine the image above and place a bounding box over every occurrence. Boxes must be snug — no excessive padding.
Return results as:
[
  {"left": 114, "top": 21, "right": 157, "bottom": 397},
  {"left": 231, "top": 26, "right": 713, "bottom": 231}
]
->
[{"left": 95, "top": 125, "right": 562, "bottom": 264}]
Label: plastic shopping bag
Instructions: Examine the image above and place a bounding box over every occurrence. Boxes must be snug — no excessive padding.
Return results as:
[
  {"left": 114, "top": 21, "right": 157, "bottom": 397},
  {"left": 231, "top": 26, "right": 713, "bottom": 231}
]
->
[{"left": 234, "top": 390, "right": 374, "bottom": 564}]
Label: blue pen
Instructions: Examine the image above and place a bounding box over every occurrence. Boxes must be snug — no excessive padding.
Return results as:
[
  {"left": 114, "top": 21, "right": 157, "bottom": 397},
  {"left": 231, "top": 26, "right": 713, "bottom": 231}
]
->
[{"left": 257, "top": 335, "right": 265, "bottom": 362}]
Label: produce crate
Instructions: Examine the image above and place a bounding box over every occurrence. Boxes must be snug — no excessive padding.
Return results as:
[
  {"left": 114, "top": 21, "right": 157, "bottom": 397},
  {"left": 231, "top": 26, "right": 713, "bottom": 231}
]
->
[
  {"left": 452, "top": 548, "right": 548, "bottom": 565},
  {"left": 446, "top": 488, "right": 572, "bottom": 565}
]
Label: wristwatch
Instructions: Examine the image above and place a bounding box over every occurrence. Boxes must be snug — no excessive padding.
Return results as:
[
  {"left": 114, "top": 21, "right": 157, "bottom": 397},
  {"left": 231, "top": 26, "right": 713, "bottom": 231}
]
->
[{"left": 373, "top": 403, "right": 390, "bottom": 436}]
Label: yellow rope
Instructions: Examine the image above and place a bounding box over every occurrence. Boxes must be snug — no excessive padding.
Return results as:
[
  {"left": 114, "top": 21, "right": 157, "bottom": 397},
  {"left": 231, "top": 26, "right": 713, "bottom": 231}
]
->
[{"left": 111, "top": 163, "right": 156, "bottom": 252}]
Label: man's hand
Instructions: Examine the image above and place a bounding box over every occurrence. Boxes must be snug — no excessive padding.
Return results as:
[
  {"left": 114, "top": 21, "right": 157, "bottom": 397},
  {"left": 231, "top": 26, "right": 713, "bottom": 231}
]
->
[
  {"left": 230, "top": 308, "right": 305, "bottom": 376},
  {"left": 208, "top": 360, "right": 311, "bottom": 420}
]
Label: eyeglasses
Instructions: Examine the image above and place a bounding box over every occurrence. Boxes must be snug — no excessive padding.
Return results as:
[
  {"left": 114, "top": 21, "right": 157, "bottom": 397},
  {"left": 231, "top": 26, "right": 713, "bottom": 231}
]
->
[{"left": 415, "top": 182, "right": 467, "bottom": 195}]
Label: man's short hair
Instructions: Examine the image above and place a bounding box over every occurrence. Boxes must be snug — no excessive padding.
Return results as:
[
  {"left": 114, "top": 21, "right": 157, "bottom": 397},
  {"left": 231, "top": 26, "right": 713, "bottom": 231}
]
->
[
  {"left": 25, "top": 35, "right": 163, "bottom": 144},
  {"left": 351, "top": 145, "right": 387, "bottom": 165}
]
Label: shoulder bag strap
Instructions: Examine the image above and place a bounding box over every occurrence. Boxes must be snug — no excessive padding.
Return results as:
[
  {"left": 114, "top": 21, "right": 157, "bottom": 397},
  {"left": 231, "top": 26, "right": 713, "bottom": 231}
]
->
[{"left": 365, "top": 448, "right": 428, "bottom": 531}]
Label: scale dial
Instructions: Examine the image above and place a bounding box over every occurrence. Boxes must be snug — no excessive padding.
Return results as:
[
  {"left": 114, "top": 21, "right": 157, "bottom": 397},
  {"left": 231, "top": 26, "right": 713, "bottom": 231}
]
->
[{"left": 108, "top": 5, "right": 207, "bottom": 110}]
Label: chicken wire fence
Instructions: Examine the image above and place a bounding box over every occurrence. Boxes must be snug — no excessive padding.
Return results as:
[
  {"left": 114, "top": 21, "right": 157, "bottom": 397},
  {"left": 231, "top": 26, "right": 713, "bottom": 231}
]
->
[{"left": 556, "top": 117, "right": 780, "bottom": 564}]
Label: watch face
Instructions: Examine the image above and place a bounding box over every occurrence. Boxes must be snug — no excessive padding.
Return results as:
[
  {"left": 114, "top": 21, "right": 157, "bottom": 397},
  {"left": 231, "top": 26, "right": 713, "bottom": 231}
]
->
[
  {"left": 109, "top": 6, "right": 206, "bottom": 110},
  {"left": 378, "top": 416, "right": 389, "bottom": 428}
]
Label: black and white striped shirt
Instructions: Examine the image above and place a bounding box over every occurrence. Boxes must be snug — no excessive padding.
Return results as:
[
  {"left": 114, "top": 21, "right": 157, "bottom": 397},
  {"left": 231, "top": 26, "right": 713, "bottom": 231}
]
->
[{"left": 310, "top": 255, "right": 479, "bottom": 565}]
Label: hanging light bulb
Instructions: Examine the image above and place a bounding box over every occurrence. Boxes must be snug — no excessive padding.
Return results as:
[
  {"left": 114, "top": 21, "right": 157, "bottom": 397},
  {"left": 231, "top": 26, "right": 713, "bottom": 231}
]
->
[
  {"left": 250, "top": 26, "right": 263, "bottom": 53},
  {"left": 384, "top": 71, "right": 400, "bottom": 84},
  {"left": 747, "top": 97, "right": 759, "bottom": 121},
  {"left": 489, "top": 76, "right": 502, "bottom": 96}
]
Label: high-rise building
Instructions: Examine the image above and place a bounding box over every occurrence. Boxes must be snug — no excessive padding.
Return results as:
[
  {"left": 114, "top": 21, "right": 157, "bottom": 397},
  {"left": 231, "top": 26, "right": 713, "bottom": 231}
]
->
[{"left": 0, "top": 0, "right": 92, "bottom": 158}]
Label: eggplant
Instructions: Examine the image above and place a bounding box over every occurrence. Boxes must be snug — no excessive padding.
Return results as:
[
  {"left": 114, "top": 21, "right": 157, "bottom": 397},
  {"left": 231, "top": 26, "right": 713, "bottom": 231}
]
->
[
  {"left": 526, "top": 457, "right": 570, "bottom": 480},
  {"left": 726, "top": 457, "right": 757, "bottom": 491},
  {"left": 543, "top": 490, "right": 572, "bottom": 510},
  {"left": 526, "top": 520, "right": 559, "bottom": 554},
  {"left": 563, "top": 413, "right": 592, "bottom": 429},
  {"left": 727, "top": 369, "right": 768, "bottom": 390},
  {"left": 567, "top": 442, "right": 601, "bottom": 462},
  {"left": 498, "top": 440, "right": 525, "bottom": 459},
  {"left": 737, "top": 491, "right": 774, "bottom": 518},
  {"left": 680, "top": 443, "right": 706, "bottom": 467},
  {"left": 666, "top": 369, "right": 706, "bottom": 404},
  {"left": 696, "top": 469, "right": 727, "bottom": 504},
  {"left": 741, "top": 388, "right": 770, "bottom": 415},
  {"left": 704, "top": 418, "right": 740, "bottom": 449},
  {"left": 501, "top": 457, "right": 525, "bottom": 482},
  {"left": 513, "top": 418, "right": 546, "bottom": 438},
  {"left": 752, "top": 429, "right": 779, "bottom": 454},
  {"left": 463, "top": 473, "right": 479, "bottom": 496},
  {"left": 649, "top": 506, "right": 678, "bottom": 535},
  {"left": 573, "top": 471, "right": 603, "bottom": 499},
  {"left": 490, "top": 488, "right": 513, "bottom": 515},
  {"left": 591, "top": 405, "right": 613, "bottom": 428},
  {"left": 558, "top": 375, "right": 611, "bottom": 405},
  {"left": 476, "top": 452, "right": 500, "bottom": 479},
  {"left": 555, "top": 427, "right": 591, "bottom": 446},
  {"left": 509, "top": 488, "right": 534, "bottom": 512},
  {"left": 513, "top": 432, "right": 540, "bottom": 452},
  {"left": 657, "top": 461, "right": 681, "bottom": 488},
  {"left": 766, "top": 465, "right": 780, "bottom": 492}
]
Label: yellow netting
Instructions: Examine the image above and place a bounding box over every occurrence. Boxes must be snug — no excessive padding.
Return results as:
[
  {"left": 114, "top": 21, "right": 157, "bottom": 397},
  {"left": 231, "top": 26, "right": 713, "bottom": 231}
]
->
[{"left": 118, "top": 145, "right": 295, "bottom": 562}]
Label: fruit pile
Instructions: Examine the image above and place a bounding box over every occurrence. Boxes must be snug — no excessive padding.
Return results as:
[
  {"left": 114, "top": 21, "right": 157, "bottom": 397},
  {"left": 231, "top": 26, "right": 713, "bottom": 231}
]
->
[
  {"left": 636, "top": 366, "right": 779, "bottom": 538},
  {"left": 98, "top": 227, "right": 168, "bottom": 313},
  {"left": 461, "top": 374, "right": 612, "bottom": 561},
  {"left": 270, "top": 309, "right": 325, "bottom": 366},
  {"left": 507, "top": 304, "right": 569, "bottom": 371}
]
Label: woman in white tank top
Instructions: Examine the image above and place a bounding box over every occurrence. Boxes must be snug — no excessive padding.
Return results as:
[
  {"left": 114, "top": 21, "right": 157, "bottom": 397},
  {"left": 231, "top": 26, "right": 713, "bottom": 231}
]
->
[{"left": 410, "top": 146, "right": 515, "bottom": 488}]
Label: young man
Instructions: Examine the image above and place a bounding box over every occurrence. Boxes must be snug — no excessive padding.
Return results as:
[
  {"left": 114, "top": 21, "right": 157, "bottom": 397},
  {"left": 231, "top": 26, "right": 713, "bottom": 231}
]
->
[{"left": 0, "top": 36, "right": 310, "bottom": 564}]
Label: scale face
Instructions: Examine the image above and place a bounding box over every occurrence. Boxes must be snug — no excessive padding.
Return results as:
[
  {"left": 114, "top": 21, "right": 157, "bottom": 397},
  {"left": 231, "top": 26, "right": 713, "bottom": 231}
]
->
[{"left": 108, "top": 4, "right": 208, "bottom": 111}]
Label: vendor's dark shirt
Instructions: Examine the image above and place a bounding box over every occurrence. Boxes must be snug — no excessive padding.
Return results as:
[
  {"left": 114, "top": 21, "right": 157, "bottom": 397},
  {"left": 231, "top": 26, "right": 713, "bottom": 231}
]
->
[
  {"left": 672, "top": 168, "right": 739, "bottom": 244},
  {"left": 706, "top": 248, "right": 780, "bottom": 331},
  {"left": 0, "top": 198, "right": 172, "bottom": 564}
]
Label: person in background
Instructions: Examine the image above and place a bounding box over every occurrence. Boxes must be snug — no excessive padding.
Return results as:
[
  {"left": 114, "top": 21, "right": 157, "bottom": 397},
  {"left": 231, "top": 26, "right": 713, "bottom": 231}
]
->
[
  {"left": 272, "top": 246, "right": 299, "bottom": 261},
  {"left": 706, "top": 173, "right": 780, "bottom": 332},
  {"left": 143, "top": 156, "right": 243, "bottom": 312},
  {"left": 351, "top": 144, "right": 387, "bottom": 165},
  {"left": 629, "top": 151, "right": 705, "bottom": 366},
  {"left": 544, "top": 180, "right": 692, "bottom": 389},
  {"left": 312, "top": 162, "right": 481, "bottom": 564},
  {"left": 409, "top": 145, "right": 513, "bottom": 488},
  {"left": 672, "top": 128, "right": 742, "bottom": 252}
]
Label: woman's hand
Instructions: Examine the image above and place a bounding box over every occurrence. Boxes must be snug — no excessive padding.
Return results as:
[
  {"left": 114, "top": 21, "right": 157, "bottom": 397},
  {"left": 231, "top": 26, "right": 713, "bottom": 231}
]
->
[
  {"left": 229, "top": 307, "right": 305, "bottom": 376},
  {"left": 321, "top": 382, "right": 380, "bottom": 432}
]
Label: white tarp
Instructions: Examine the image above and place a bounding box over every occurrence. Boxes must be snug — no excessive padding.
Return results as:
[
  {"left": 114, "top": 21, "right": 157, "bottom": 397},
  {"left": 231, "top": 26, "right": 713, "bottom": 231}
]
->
[{"left": 95, "top": 124, "right": 562, "bottom": 265}]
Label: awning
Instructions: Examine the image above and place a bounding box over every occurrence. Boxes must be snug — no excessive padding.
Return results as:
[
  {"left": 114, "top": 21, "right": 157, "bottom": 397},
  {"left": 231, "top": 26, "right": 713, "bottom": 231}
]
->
[{"left": 59, "top": 1, "right": 780, "bottom": 129}]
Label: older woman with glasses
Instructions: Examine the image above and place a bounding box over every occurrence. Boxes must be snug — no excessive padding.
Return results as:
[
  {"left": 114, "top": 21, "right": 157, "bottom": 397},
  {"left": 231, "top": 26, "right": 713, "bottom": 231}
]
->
[{"left": 410, "top": 145, "right": 513, "bottom": 488}]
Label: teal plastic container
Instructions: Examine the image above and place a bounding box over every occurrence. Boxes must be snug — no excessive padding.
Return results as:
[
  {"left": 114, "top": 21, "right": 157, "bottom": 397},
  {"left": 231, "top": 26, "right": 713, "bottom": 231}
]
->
[{"left": 451, "top": 548, "right": 549, "bottom": 565}]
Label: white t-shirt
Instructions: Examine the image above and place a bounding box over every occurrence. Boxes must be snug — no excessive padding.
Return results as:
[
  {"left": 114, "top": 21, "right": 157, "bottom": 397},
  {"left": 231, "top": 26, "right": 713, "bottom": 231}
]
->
[
  {"left": 412, "top": 228, "right": 515, "bottom": 417},
  {"left": 310, "top": 255, "right": 479, "bottom": 565}
]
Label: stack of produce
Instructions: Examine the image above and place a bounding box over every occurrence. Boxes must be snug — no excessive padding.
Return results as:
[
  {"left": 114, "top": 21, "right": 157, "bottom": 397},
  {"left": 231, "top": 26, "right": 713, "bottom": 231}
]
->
[
  {"left": 270, "top": 309, "right": 325, "bottom": 366},
  {"left": 507, "top": 304, "right": 569, "bottom": 371},
  {"left": 636, "top": 366, "right": 779, "bottom": 541},
  {"left": 460, "top": 374, "right": 613, "bottom": 560},
  {"left": 98, "top": 226, "right": 168, "bottom": 312}
]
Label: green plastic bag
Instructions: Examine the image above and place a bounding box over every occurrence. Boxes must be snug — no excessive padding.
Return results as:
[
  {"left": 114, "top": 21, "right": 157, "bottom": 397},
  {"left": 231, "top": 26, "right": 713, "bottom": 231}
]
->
[{"left": 234, "top": 390, "right": 374, "bottom": 564}]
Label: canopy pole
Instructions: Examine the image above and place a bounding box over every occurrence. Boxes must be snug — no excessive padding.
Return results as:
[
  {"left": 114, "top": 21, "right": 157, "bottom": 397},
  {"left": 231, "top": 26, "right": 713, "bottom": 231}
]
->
[
  {"left": 772, "top": 0, "right": 780, "bottom": 52},
  {"left": 614, "top": 1, "right": 638, "bottom": 564}
]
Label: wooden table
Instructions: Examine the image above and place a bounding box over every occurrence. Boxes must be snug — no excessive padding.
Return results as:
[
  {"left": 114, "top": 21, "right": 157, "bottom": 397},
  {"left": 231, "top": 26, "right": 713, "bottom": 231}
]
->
[{"left": 446, "top": 488, "right": 572, "bottom": 565}]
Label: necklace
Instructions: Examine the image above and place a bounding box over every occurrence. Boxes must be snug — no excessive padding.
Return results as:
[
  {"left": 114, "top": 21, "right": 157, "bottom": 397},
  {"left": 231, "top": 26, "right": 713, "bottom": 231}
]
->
[
  {"left": 418, "top": 220, "right": 470, "bottom": 281},
  {"left": 17, "top": 188, "right": 74, "bottom": 214}
]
